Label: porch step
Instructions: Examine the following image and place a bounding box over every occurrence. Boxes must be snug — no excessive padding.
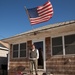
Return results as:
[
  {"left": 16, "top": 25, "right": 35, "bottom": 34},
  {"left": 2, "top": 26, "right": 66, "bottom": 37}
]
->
[
  {"left": 22, "top": 72, "right": 69, "bottom": 75},
  {"left": 22, "top": 73, "right": 68, "bottom": 75},
  {"left": 33, "top": 70, "right": 44, "bottom": 75},
  {"left": 51, "top": 74, "right": 69, "bottom": 75},
  {"left": 22, "top": 70, "right": 44, "bottom": 75}
]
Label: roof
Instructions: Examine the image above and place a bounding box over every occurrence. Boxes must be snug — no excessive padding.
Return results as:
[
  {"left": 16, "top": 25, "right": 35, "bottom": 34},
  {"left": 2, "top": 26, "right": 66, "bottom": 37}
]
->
[
  {"left": 0, "top": 41, "right": 9, "bottom": 50},
  {"left": 1, "top": 20, "right": 75, "bottom": 41},
  {"left": 0, "top": 46, "right": 9, "bottom": 51}
]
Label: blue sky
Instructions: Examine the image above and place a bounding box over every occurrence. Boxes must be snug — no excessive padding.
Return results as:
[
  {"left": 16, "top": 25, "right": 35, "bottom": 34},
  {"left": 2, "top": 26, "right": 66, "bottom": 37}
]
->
[{"left": 0, "top": 0, "right": 75, "bottom": 39}]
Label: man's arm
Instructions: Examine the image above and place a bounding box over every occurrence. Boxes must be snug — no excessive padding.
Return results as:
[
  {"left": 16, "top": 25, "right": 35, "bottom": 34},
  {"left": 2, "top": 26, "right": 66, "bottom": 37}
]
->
[
  {"left": 29, "top": 50, "right": 31, "bottom": 59},
  {"left": 37, "top": 49, "right": 39, "bottom": 59}
]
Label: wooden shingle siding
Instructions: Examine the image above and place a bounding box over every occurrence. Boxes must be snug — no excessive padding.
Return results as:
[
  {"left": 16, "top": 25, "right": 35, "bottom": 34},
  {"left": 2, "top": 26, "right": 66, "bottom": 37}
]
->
[
  {"left": 46, "top": 55, "right": 75, "bottom": 74},
  {"left": 45, "top": 37, "right": 51, "bottom": 60},
  {"left": 45, "top": 37, "right": 75, "bottom": 75},
  {"left": 8, "top": 40, "right": 32, "bottom": 75},
  {"left": 27, "top": 40, "right": 32, "bottom": 58},
  {"left": 3, "top": 20, "right": 75, "bottom": 75},
  {"left": 10, "top": 44, "right": 12, "bottom": 61}
]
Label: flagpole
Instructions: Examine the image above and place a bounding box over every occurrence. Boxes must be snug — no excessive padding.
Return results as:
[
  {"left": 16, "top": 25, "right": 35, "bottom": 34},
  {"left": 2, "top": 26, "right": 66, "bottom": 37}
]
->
[
  {"left": 24, "top": 6, "right": 31, "bottom": 24},
  {"left": 24, "top": 6, "right": 35, "bottom": 34}
]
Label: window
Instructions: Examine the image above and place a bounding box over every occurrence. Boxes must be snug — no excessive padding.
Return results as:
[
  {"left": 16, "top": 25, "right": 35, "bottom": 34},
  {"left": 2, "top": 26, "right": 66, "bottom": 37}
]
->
[
  {"left": 65, "top": 34, "right": 75, "bottom": 54},
  {"left": 52, "top": 37, "right": 63, "bottom": 55},
  {"left": 13, "top": 44, "right": 18, "bottom": 58},
  {"left": 13, "top": 43, "right": 26, "bottom": 58},
  {"left": 52, "top": 34, "right": 75, "bottom": 56},
  {"left": 20, "top": 43, "right": 26, "bottom": 57}
]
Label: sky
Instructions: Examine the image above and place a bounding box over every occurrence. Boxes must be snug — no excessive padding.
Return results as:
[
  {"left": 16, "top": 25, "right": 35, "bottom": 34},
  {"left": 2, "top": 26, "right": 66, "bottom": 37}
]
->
[{"left": 0, "top": 0, "right": 75, "bottom": 39}]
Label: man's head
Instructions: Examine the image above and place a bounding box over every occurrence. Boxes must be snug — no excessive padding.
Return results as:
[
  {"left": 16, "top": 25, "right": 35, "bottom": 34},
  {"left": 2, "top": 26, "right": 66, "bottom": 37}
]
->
[{"left": 31, "top": 44, "right": 35, "bottom": 50}]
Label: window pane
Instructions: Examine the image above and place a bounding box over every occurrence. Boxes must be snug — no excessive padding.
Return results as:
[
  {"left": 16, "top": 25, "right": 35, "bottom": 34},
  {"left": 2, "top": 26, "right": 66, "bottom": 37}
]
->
[
  {"left": 65, "top": 34, "right": 75, "bottom": 54},
  {"left": 20, "top": 43, "right": 26, "bottom": 57},
  {"left": 13, "top": 51, "right": 18, "bottom": 58},
  {"left": 13, "top": 44, "right": 18, "bottom": 50},
  {"left": 20, "top": 43, "right": 26, "bottom": 50},
  {"left": 52, "top": 37, "right": 62, "bottom": 46},
  {"left": 52, "top": 46, "right": 63, "bottom": 55},
  {"left": 65, "top": 34, "right": 75, "bottom": 44},
  {"left": 52, "top": 37, "right": 63, "bottom": 55},
  {"left": 13, "top": 44, "right": 18, "bottom": 58},
  {"left": 65, "top": 45, "right": 75, "bottom": 54},
  {"left": 20, "top": 51, "right": 26, "bottom": 57}
]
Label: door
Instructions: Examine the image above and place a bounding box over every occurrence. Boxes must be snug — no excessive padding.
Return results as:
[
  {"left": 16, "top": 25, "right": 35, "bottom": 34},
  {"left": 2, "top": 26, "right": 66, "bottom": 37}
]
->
[{"left": 33, "top": 40, "right": 45, "bottom": 70}]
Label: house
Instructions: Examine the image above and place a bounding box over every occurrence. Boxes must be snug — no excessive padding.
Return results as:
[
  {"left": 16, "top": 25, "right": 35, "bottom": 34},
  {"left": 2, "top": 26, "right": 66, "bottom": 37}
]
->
[
  {"left": 2, "top": 20, "right": 75, "bottom": 75},
  {"left": 0, "top": 41, "right": 9, "bottom": 75}
]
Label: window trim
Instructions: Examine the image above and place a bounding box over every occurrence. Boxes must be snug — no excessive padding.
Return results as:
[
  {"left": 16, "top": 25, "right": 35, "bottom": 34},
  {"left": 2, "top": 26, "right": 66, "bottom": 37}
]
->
[
  {"left": 12, "top": 42, "right": 27, "bottom": 59},
  {"left": 64, "top": 34, "right": 75, "bottom": 55},
  {"left": 12, "top": 44, "right": 19, "bottom": 58},
  {"left": 51, "top": 36, "right": 63, "bottom": 56},
  {"left": 51, "top": 33, "right": 75, "bottom": 56},
  {"left": 20, "top": 42, "right": 27, "bottom": 58}
]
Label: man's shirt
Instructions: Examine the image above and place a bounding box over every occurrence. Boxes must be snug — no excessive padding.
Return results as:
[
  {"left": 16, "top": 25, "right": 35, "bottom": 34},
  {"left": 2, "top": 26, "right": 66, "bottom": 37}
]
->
[{"left": 29, "top": 49, "right": 39, "bottom": 60}]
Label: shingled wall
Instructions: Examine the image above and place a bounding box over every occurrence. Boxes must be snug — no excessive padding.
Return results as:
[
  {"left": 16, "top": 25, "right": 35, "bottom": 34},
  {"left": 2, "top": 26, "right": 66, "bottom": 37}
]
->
[
  {"left": 45, "top": 37, "right": 75, "bottom": 75},
  {"left": 8, "top": 40, "right": 32, "bottom": 75}
]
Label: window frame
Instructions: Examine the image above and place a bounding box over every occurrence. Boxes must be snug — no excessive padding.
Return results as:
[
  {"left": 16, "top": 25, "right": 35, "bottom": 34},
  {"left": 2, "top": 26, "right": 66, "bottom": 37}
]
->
[
  {"left": 51, "top": 33, "right": 75, "bottom": 56},
  {"left": 20, "top": 42, "right": 27, "bottom": 58},
  {"left": 51, "top": 36, "right": 63, "bottom": 56},
  {"left": 64, "top": 34, "right": 75, "bottom": 55},
  {"left": 12, "top": 44, "right": 19, "bottom": 58},
  {"left": 12, "top": 42, "right": 27, "bottom": 59}
]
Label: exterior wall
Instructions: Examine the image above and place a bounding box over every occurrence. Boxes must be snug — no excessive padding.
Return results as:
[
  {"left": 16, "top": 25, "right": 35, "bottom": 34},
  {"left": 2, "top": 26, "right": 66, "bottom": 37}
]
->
[
  {"left": 45, "top": 24, "right": 75, "bottom": 75},
  {"left": 6, "top": 21, "right": 75, "bottom": 75},
  {"left": 8, "top": 40, "right": 32, "bottom": 75},
  {"left": 45, "top": 37, "right": 75, "bottom": 75}
]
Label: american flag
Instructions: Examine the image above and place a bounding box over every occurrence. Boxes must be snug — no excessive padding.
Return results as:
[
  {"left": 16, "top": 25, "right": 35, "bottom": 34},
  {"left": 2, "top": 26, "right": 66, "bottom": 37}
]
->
[{"left": 27, "top": 1, "right": 53, "bottom": 25}]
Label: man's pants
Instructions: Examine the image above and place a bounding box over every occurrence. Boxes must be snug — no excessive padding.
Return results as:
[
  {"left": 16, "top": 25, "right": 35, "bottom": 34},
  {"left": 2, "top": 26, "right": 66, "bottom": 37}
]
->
[{"left": 30, "top": 59, "right": 37, "bottom": 74}]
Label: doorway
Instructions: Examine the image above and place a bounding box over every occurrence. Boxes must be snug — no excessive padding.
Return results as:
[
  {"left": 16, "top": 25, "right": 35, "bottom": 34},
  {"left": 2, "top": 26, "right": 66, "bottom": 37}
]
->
[{"left": 33, "top": 40, "right": 45, "bottom": 70}]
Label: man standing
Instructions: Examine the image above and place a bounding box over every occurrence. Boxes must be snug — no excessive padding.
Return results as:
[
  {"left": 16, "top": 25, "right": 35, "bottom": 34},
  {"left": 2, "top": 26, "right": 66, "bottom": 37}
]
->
[{"left": 29, "top": 44, "right": 39, "bottom": 75}]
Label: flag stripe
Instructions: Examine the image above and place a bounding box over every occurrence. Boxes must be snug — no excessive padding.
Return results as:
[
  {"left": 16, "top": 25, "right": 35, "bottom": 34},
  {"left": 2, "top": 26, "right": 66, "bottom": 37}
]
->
[
  {"left": 37, "top": 2, "right": 52, "bottom": 11},
  {"left": 30, "top": 14, "right": 52, "bottom": 25},
  {"left": 38, "top": 5, "right": 53, "bottom": 13},
  {"left": 30, "top": 18, "right": 49, "bottom": 25},
  {"left": 38, "top": 9, "right": 53, "bottom": 16},
  {"left": 37, "top": 1, "right": 53, "bottom": 17},
  {"left": 37, "top": 1, "right": 51, "bottom": 10},
  {"left": 30, "top": 17, "right": 51, "bottom": 25},
  {"left": 30, "top": 14, "right": 53, "bottom": 21},
  {"left": 38, "top": 13, "right": 53, "bottom": 19},
  {"left": 30, "top": 16, "right": 50, "bottom": 22}
]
